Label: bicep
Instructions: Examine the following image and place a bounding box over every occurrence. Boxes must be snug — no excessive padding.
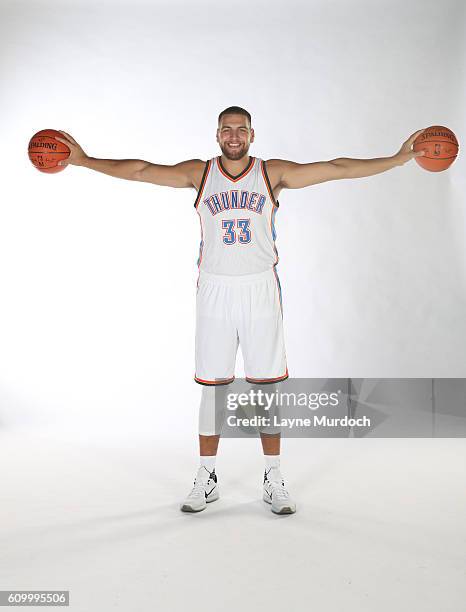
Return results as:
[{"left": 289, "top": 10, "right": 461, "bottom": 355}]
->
[
  {"left": 135, "top": 159, "right": 204, "bottom": 188},
  {"left": 269, "top": 158, "right": 347, "bottom": 189}
]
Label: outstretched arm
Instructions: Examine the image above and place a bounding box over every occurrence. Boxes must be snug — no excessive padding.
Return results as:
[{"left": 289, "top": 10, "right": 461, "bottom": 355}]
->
[
  {"left": 55, "top": 130, "right": 204, "bottom": 188},
  {"left": 268, "top": 128, "right": 426, "bottom": 189}
]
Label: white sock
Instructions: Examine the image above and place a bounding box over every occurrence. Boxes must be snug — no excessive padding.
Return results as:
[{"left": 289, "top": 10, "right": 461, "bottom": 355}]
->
[
  {"left": 199, "top": 455, "right": 216, "bottom": 479},
  {"left": 264, "top": 455, "right": 282, "bottom": 481},
  {"left": 264, "top": 455, "right": 280, "bottom": 470}
]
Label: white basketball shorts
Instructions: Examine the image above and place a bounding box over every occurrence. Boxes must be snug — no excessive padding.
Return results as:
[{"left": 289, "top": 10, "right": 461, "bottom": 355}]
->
[{"left": 194, "top": 268, "right": 289, "bottom": 385}]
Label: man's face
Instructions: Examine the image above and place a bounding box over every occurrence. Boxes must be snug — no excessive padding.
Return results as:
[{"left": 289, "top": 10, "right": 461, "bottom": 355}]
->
[{"left": 216, "top": 114, "right": 255, "bottom": 160}]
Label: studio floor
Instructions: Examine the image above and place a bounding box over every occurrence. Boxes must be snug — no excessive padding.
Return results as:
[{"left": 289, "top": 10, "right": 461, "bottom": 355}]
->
[{"left": 1, "top": 427, "right": 465, "bottom": 611}]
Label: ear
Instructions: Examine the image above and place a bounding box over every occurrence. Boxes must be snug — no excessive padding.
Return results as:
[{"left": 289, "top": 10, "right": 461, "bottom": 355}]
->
[{"left": 250, "top": 128, "right": 255, "bottom": 142}]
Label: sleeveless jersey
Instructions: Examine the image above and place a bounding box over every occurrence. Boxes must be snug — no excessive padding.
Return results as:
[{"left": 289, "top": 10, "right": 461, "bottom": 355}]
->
[{"left": 194, "top": 156, "right": 280, "bottom": 276}]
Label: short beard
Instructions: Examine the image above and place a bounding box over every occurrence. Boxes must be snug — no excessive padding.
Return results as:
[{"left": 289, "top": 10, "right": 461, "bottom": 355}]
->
[{"left": 220, "top": 143, "right": 248, "bottom": 161}]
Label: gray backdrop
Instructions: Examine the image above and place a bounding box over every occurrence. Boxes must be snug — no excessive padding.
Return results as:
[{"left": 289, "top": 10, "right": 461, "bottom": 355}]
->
[{"left": 0, "top": 0, "right": 464, "bottom": 437}]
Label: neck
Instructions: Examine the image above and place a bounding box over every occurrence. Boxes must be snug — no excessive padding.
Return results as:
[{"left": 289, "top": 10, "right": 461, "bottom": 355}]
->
[{"left": 220, "top": 154, "right": 251, "bottom": 174}]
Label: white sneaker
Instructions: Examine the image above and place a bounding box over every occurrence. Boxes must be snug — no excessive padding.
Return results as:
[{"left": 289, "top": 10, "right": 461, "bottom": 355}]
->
[
  {"left": 180, "top": 467, "right": 219, "bottom": 512},
  {"left": 263, "top": 469, "right": 296, "bottom": 514}
]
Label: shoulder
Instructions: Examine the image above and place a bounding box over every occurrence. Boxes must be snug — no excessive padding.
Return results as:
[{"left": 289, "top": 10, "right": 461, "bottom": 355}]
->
[
  {"left": 178, "top": 159, "right": 209, "bottom": 190},
  {"left": 263, "top": 158, "right": 293, "bottom": 189}
]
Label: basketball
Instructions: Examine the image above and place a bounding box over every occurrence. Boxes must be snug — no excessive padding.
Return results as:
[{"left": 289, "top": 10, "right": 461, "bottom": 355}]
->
[
  {"left": 28, "top": 129, "right": 70, "bottom": 174},
  {"left": 413, "top": 125, "right": 459, "bottom": 172}
]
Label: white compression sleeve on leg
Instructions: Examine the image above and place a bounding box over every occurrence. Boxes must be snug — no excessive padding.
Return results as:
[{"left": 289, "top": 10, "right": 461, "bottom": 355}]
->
[
  {"left": 255, "top": 382, "right": 282, "bottom": 435},
  {"left": 198, "top": 384, "right": 229, "bottom": 436}
]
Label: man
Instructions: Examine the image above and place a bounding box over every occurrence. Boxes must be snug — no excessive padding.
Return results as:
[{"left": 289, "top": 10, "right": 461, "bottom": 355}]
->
[{"left": 56, "top": 107, "right": 425, "bottom": 515}]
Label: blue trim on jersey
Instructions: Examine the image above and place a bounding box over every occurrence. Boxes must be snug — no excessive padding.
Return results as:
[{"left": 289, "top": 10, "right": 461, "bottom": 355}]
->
[
  {"left": 271, "top": 205, "right": 277, "bottom": 241},
  {"left": 197, "top": 240, "right": 204, "bottom": 266},
  {"left": 271, "top": 203, "right": 279, "bottom": 265}
]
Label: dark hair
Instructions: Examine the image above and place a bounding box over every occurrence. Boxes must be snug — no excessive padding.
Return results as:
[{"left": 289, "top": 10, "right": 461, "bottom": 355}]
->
[{"left": 218, "top": 106, "right": 252, "bottom": 127}]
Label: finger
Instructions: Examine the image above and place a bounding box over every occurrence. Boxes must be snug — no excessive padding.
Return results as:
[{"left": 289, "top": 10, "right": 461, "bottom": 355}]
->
[
  {"left": 55, "top": 135, "right": 73, "bottom": 147},
  {"left": 408, "top": 128, "right": 426, "bottom": 145},
  {"left": 58, "top": 130, "right": 78, "bottom": 145}
]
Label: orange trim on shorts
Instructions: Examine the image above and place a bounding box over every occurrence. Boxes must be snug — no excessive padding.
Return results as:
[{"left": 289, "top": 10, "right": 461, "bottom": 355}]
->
[
  {"left": 195, "top": 375, "right": 235, "bottom": 386},
  {"left": 246, "top": 368, "right": 289, "bottom": 384}
]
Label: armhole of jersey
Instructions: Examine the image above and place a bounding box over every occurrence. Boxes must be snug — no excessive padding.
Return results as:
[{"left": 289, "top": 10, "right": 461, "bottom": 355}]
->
[
  {"left": 261, "top": 159, "right": 279, "bottom": 208},
  {"left": 194, "top": 160, "right": 211, "bottom": 209}
]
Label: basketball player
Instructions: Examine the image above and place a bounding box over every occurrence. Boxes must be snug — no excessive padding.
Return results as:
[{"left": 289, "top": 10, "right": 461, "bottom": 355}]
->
[{"left": 55, "top": 108, "right": 425, "bottom": 515}]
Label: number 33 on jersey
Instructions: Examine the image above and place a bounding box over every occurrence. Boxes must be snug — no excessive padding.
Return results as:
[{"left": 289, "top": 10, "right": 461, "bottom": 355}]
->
[{"left": 194, "top": 156, "right": 280, "bottom": 276}]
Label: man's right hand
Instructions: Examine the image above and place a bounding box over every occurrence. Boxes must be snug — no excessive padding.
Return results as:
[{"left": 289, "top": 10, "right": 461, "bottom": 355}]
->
[{"left": 55, "top": 131, "right": 88, "bottom": 166}]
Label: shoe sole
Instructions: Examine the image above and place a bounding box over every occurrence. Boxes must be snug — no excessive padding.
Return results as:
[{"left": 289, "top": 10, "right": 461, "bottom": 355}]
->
[
  {"left": 263, "top": 493, "right": 296, "bottom": 514},
  {"left": 272, "top": 506, "right": 296, "bottom": 514},
  {"left": 180, "top": 491, "right": 219, "bottom": 512},
  {"left": 180, "top": 503, "right": 206, "bottom": 512}
]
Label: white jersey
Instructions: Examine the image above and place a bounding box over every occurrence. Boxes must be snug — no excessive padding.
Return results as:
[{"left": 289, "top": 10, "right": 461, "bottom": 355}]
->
[{"left": 194, "top": 156, "right": 280, "bottom": 276}]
